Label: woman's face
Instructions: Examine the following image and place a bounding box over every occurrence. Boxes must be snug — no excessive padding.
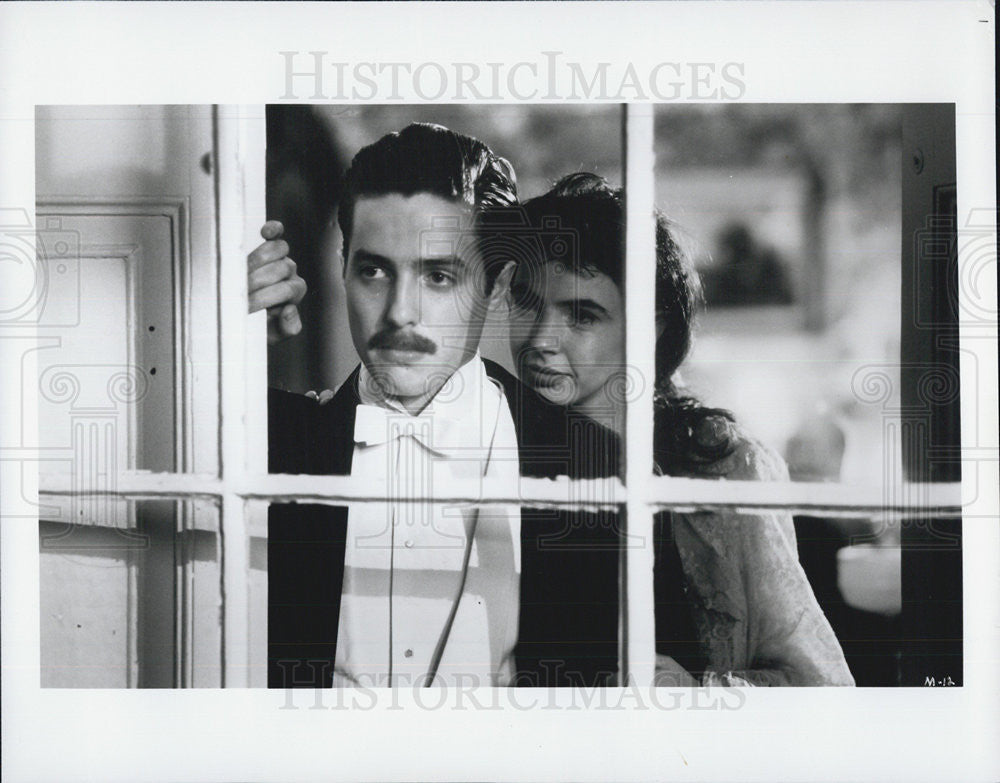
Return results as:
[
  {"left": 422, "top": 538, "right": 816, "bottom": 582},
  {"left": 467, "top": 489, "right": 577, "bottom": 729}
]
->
[{"left": 508, "top": 259, "right": 626, "bottom": 414}]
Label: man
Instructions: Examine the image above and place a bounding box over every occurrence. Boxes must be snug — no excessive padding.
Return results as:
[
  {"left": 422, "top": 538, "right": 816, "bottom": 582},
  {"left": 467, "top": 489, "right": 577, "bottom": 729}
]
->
[{"left": 251, "top": 124, "right": 621, "bottom": 689}]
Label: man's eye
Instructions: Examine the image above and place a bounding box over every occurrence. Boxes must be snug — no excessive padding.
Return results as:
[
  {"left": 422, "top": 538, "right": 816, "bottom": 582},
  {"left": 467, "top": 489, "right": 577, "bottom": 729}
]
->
[
  {"left": 359, "top": 266, "right": 387, "bottom": 280},
  {"left": 424, "top": 270, "right": 455, "bottom": 287}
]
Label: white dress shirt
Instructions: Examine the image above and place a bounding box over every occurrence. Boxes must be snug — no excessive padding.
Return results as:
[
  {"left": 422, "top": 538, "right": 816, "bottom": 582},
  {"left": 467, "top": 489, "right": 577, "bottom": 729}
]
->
[{"left": 333, "top": 355, "right": 521, "bottom": 687}]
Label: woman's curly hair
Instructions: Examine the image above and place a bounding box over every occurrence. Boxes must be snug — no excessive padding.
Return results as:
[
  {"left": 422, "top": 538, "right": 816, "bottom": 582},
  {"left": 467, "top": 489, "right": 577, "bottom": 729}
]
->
[{"left": 521, "top": 172, "right": 735, "bottom": 475}]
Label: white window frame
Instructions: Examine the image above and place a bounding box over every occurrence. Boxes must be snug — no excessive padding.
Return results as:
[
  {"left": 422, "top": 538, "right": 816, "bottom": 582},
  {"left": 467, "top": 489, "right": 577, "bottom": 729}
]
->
[{"left": 37, "top": 103, "right": 965, "bottom": 688}]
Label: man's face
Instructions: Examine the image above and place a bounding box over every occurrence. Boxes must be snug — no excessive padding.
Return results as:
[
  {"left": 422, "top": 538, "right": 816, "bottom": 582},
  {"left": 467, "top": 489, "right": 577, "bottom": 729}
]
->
[
  {"left": 508, "top": 260, "right": 625, "bottom": 414},
  {"left": 345, "top": 193, "right": 496, "bottom": 411}
]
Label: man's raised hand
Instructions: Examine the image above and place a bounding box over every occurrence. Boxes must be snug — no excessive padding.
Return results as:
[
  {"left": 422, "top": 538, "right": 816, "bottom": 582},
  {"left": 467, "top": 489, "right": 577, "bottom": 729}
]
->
[{"left": 248, "top": 220, "right": 307, "bottom": 345}]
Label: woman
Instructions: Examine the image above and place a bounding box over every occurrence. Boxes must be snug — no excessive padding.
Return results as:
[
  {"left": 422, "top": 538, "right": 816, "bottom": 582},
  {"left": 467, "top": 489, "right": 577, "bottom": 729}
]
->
[{"left": 509, "top": 173, "right": 853, "bottom": 686}]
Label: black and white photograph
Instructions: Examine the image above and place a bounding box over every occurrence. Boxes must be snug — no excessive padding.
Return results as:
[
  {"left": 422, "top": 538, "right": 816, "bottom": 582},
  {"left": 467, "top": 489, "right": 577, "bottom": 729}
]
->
[
  {"left": 2, "top": 3, "right": 997, "bottom": 782},
  {"left": 28, "top": 102, "right": 964, "bottom": 690}
]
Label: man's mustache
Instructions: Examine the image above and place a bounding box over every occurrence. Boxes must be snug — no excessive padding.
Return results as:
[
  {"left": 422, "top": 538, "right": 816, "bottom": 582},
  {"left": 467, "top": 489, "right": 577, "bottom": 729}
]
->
[{"left": 367, "top": 330, "right": 438, "bottom": 355}]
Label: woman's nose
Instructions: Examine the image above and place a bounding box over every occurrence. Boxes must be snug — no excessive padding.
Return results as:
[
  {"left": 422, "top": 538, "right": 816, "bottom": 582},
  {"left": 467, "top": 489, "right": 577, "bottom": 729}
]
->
[
  {"left": 529, "top": 331, "right": 559, "bottom": 351},
  {"left": 526, "top": 312, "right": 562, "bottom": 353}
]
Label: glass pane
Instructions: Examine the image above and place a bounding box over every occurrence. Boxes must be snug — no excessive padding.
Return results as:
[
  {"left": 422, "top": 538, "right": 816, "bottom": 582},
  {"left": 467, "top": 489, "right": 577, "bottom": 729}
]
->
[
  {"left": 39, "top": 498, "right": 225, "bottom": 688},
  {"left": 35, "top": 105, "right": 219, "bottom": 476},
  {"left": 652, "top": 104, "right": 909, "bottom": 486},
  {"left": 262, "top": 104, "right": 635, "bottom": 689},
  {"left": 647, "top": 104, "right": 962, "bottom": 688},
  {"left": 652, "top": 506, "right": 961, "bottom": 687},
  {"left": 263, "top": 103, "right": 625, "bottom": 450},
  {"left": 267, "top": 498, "right": 623, "bottom": 690}
]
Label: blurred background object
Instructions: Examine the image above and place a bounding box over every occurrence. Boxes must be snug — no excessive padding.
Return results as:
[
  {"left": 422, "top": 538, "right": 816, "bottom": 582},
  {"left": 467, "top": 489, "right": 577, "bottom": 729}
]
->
[
  {"left": 700, "top": 221, "right": 794, "bottom": 307},
  {"left": 838, "top": 544, "right": 903, "bottom": 616}
]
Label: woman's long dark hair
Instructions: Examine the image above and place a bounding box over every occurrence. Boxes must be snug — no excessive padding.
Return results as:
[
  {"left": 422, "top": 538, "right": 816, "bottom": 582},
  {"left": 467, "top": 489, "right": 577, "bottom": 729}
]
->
[{"left": 521, "top": 173, "right": 735, "bottom": 475}]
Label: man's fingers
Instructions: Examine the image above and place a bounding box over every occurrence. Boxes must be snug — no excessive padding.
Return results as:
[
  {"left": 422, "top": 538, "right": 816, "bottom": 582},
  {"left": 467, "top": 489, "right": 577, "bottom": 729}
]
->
[
  {"left": 260, "top": 220, "right": 284, "bottom": 240},
  {"left": 249, "top": 278, "right": 306, "bottom": 313},
  {"left": 279, "top": 303, "right": 302, "bottom": 336},
  {"left": 249, "top": 257, "right": 297, "bottom": 291},
  {"left": 250, "top": 221, "right": 306, "bottom": 335},
  {"left": 247, "top": 239, "right": 291, "bottom": 272},
  {"left": 304, "top": 389, "right": 334, "bottom": 404}
]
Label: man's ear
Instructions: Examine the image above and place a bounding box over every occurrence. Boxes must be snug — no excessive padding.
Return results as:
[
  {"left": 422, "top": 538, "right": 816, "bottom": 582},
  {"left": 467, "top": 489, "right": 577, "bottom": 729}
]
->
[{"left": 487, "top": 260, "right": 517, "bottom": 310}]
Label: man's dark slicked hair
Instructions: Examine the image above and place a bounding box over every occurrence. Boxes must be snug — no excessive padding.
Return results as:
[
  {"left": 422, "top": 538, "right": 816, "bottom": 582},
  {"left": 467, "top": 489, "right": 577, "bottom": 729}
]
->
[
  {"left": 337, "top": 123, "right": 518, "bottom": 291},
  {"left": 521, "top": 172, "right": 735, "bottom": 474}
]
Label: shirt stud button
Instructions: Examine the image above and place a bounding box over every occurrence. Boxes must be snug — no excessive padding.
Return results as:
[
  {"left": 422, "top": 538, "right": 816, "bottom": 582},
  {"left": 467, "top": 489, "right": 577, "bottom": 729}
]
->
[
  {"left": 404, "top": 648, "right": 413, "bottom": 658},
  {"left": 404, "top": 539, "right": 414, "bottom": 548}
]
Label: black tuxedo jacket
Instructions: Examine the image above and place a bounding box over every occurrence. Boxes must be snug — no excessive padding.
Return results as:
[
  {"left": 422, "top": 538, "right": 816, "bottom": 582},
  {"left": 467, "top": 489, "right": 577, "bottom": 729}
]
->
[{"left": 267, "top": 359, "right": 627, "bottom": 688}]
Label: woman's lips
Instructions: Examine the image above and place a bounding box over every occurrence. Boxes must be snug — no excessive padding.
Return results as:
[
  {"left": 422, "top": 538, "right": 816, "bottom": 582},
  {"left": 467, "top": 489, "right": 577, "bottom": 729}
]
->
[{"left": 524, "top": 364, "right": 572, "bottom": 386}]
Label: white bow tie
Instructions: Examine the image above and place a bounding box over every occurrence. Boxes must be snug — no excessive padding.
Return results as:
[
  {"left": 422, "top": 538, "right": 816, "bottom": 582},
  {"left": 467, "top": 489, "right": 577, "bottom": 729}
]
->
[{"left": 353, "top": 404, "right": 484, "bottom": 457}]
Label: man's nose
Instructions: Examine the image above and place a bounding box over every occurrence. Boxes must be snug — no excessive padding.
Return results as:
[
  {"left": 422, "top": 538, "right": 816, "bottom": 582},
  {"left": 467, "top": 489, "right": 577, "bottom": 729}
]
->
[{"left": 385, "top": 274, "right": 419, "bottom": 328}]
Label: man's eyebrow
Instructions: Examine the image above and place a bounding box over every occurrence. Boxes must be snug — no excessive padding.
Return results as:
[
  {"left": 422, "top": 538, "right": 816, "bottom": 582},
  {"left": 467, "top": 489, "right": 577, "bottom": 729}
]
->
[
  {"left": 420, "top": 255, "right": 466, "bottom": 269},
  {"left": 349, "top": 249, "right": 394, "bottom": 267},
  {"left": 555, "top": 297, "right": 611, "bottom": 316}
]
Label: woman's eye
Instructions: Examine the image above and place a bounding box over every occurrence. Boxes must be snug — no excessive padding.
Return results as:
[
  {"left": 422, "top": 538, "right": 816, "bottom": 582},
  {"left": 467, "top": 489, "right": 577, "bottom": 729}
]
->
[{"left": 574, "top": 311, "right": 598, "bottom": 328}]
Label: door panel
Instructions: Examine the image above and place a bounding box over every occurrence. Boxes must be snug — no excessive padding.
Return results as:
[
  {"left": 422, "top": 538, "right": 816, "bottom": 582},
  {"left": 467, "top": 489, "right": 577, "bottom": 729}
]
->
[{"left": 39, "top": 520, "right": 136, "bottom": 688}]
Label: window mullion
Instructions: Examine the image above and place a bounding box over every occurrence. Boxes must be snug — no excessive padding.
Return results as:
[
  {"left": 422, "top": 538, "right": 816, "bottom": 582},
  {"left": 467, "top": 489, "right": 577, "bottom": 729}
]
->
[
  {"left": 215, "top": 105, "right": 267, "bottom": 688},
  {"left": 35, "top": 470, "right": 963, "bottom": 517},
  {"left": 622, "top": 103, "right": 658, "bottom": 687},
  {"left": 646, "top": 475, "right": 964, "bottom": 517}
]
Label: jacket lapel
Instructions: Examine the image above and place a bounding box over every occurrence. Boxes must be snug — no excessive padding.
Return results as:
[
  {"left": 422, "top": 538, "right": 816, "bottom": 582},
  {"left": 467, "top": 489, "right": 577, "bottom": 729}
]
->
[{"left": 267, "top": 371, "right": 360, "bottom": 689}]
